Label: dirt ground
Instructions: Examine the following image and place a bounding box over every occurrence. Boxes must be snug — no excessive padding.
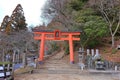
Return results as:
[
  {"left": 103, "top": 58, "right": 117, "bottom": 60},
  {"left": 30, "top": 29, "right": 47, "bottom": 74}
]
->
[
  {"left": 14, "top": 51, "right": 120, "bottom": 80},
  {"left": 14, "top": 73, "right": 120, "bottom": 80}
]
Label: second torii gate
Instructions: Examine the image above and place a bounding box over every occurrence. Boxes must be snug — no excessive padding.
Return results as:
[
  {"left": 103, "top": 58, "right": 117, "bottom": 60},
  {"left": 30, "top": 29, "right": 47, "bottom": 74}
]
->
[{"left": 33, "top": 30, "right": 80, "bottom": 64}]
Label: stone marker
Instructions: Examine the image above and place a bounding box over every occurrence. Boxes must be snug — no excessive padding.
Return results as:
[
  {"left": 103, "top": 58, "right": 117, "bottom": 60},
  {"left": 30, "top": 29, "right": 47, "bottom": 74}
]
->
[
  {"left": 91, "top": 49, "right": 94, "bottom": 56},
  {"left": 94, "top": 49, "right": 100, "bottom": 60},
  {"left": 87, "top": 49, "right": 90, "bottom": 56}
]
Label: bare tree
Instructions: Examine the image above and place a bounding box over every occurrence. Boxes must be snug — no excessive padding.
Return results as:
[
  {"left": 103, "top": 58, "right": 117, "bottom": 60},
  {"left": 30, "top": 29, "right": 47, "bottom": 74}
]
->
[
  {"left": 94, "top": 0, "right": 120, "bottom": 48},
  {"left": 0, "top": 30, "right": 35, "bottom": 66},
  {"left": 42, "top": 0, "right": 79, "bottom": 31}
]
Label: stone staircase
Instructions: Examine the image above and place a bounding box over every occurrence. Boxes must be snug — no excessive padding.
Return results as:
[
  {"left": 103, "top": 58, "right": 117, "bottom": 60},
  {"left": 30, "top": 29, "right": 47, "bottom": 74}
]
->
[{"left": 34, "top": 51, "right": 88, "bottom": 74}]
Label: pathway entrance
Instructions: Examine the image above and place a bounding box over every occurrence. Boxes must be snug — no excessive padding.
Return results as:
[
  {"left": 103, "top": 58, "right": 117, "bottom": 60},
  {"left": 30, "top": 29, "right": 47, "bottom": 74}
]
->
[
  {"left": 34, "top": 50, "right": 80, "bottom": 74},
  {"left": 33, "top": 30, "right": 80, "bottom": 63}
]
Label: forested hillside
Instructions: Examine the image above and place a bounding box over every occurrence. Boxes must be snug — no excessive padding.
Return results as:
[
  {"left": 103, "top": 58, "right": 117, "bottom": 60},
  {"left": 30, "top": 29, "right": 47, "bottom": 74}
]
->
[
  {"left": 41, "top": 0, "right": 120, "bottom": 49},
  {"left": 34, "top": 0, "right": 120, "bottom": 62}
]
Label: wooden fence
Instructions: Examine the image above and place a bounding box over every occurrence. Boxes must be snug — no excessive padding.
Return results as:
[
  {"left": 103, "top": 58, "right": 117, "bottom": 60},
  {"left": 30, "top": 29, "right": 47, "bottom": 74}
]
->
[{"left": 0, "top": 63, "right": 14, "bottom": 80}]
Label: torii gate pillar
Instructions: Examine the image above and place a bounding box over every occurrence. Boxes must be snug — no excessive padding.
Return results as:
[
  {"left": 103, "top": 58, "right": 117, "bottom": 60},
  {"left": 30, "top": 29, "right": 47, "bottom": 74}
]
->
[
  {"left": 33, "top": 30, "right": 80, "bottom": 64},
  {"left": 69, "top": 34, "right": 74, "bottom": 64},
  {"left": 39, "top": 33, "right": 45, "bottom": 62}
]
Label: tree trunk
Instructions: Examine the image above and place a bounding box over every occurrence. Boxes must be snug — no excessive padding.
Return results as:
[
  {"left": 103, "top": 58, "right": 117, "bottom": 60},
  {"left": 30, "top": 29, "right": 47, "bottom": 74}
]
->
[
  {"left": 111, "top": 35, "right": 115, "bottom": 48},
  {"left": 22, "top": 51, "right": 26, "bottom": 68},
  {"left": 12, "top": 50, "right": 16, "bottom": 73},
  {"left": 2, "top": 49, "right": 5, "bottom": 62}
]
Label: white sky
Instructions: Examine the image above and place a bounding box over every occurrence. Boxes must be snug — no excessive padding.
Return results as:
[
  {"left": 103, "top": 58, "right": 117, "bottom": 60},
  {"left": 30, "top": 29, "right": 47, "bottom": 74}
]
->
[{"left": 0, "top": 0, "right": 47, "bottom": 27}]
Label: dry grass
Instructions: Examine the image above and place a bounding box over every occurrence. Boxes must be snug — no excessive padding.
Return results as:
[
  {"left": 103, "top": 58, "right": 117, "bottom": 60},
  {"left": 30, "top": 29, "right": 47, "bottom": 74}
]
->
[
  {"left": 100, "top": 45, "right": 120, "bottom": 63},
  {"left": 14, "top": 66, "right": 34, "bottom": 75}
]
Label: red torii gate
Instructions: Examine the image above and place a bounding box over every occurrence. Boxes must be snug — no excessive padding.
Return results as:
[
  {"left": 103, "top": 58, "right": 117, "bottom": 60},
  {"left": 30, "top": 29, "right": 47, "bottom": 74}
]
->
[{"left": 33, "top": 30, "right": 80, "bottom": 64}]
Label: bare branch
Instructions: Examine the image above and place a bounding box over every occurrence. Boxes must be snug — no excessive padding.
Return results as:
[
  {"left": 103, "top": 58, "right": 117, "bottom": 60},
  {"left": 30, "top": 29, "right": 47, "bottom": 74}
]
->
[
  {"left": 113, "top": 12, "right": 120, "bottom": 36},
  {"left": 99, "top": 0, "right": 111, "bottom": 25}
]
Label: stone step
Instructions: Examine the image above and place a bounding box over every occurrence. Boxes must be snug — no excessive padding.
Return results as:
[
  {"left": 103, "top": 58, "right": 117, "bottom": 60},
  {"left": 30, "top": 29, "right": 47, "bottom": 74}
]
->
[
  {"left": 33, "top": 69, "right": 88, "bottom": 74},
  {"left": 39, "top": 63, "right": 78, "bottom": 68},
  {"left": 44, "top": 62, "right": 67, "bottom": 65},
  {"left": 45, "top": 60, "right": 67, "bottom": 63},
  {"left": 39, "top": 61, "right": 79, "bottom": 70},
  {"left": 42, "top": 63, "right": 70, "bottom": 66},
  {"left": 39, "top": 66, "right": 79, "bottom": 70},
  {"left": 36, "top": 51, "right": 81, "bottom": 74}
]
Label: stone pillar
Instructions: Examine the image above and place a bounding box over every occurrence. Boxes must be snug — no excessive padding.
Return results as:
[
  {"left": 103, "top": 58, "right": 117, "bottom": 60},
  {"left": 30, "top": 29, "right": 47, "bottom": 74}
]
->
[
  {"left": 78, "top": 48, "right": 85, "bottom": 70},
  {"left": 91, "top": 49, "right": 94, "bottom": 57},
  {"left": 91, "top": 49, "right": 95, "bottom": 69},
  {"left": 94, "top": 49, "right": 100, "bottom": 60},
  {"left": 86, "top": 49, "right": 91, "bottom": 69},
  {"left": 87, "top": 49, "right": 90, "bottom": 56}
]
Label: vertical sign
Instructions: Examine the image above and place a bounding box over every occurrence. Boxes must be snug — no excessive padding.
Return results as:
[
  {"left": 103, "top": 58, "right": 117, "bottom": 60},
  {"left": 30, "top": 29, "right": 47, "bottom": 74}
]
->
[{"left": 54, "top": 30, "right": 61, "bottom": 40}]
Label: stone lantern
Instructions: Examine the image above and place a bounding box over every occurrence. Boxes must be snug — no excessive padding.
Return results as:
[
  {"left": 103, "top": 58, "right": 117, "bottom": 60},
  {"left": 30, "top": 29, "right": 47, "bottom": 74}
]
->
[{"left": 78, "top": 48, "right": 85, "bottom": 70}]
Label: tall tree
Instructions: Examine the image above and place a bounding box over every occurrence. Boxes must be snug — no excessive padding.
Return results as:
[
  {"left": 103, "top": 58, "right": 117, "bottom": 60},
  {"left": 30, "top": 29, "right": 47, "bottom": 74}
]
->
[
  {"left": 0, "top": 4, "right": 27, "bottom": 33},
  {"left": 74, "top": 8, "right": 108, "bottom": 48},
  {"left": 93, "top": 0, "right": 120, "bottom": 48},
  {"left": 42, "top": 0, "right": 78, "bottom": 31},
  {"left": 0, "top": 15, "right": 10, "bottom": 31},
  {"left": 11, "top": 4, "right": 27, "bottom": 31}
]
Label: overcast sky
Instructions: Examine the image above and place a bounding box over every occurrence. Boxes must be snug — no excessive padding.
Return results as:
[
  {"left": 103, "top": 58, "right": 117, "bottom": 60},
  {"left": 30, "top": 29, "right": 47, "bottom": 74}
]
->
[{"left": 0, "top": 0, "right": 47, "bottom": 26}]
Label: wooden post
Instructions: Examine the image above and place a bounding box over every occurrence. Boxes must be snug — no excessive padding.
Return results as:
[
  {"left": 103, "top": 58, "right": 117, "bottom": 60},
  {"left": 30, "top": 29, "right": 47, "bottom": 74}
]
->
[
  {"left": 22, "top": 51, "right": 26, "bottom": 68},
  {"left": 2, "top": 49, "right": 5, "bottom": 62},
  {"left": 12, "top": 50, "right": 16, "bottom": 73},
  {"left": 18, "top": 50, "right": 20, "bottom": 63}
]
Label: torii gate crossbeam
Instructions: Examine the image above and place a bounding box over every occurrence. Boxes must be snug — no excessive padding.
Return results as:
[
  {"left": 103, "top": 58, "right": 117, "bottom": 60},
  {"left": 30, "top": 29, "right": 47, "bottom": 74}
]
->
[{"left": 33, "top": 30, "right": 80, "bottom": 64}]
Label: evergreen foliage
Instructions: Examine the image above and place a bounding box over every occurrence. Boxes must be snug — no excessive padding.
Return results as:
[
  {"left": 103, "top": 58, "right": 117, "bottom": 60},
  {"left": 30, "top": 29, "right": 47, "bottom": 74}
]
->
[
  {"left": 71, "top": 7, "right": 108, "bottom": 48},
  {"left": 93, "top": 0, "right": 120, "bottom": 48},
  {"left": 11, "top": 4, "right": 27, "bottom": 31},
  {"left": 70, "top": 0, "right": 88, "bottom": 11},
  {"left": 0, "top": 15, "right": 10, "bottom": 31},
  {"left": 0, "top": 4, "right": 27, "bottom": 34}
]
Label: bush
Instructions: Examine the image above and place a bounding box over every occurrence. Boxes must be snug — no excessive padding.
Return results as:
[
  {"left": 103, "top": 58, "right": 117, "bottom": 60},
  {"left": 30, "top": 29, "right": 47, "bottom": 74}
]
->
[
  {"left": 87, "top": 40, "right": 100, "bottom": 48},
  {"left": 47, "top": 50, "right": 52, "bottom": 55},
  {"left": 112, "top": 48, "right": 118, "bottom": 54},
  {"left": 64, "top": 43, "right": 69, "bottom": 55},
  {"left": 51, "top": 42, "right": 60, "bottom": 52}
]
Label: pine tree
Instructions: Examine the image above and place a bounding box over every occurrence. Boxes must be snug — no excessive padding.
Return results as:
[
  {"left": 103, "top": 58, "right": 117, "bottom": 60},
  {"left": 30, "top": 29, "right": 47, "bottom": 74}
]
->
[
  {"left": 11, "top": 4, "right": 27, "bottom": 31},
  {"left": 5, "top": 21, "right": 12, "bottom": 34},
  {"left": 0, "top": 4, "right": 27, "bottom": 33},
  {"left": 0, "top": 15, "right": 10, "bottom": 31}
]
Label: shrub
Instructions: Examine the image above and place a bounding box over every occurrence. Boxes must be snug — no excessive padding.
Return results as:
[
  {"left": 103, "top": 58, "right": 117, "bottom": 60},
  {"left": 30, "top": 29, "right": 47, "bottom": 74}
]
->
[
  {"left": 64, "top": 43, "right": 69, "bottom": 55},
  {"left": 51, "top": 42, "right": 60, "bottom": 52},
  {"left": 112, "top": 48, "right": 118, "bottom": 54}
]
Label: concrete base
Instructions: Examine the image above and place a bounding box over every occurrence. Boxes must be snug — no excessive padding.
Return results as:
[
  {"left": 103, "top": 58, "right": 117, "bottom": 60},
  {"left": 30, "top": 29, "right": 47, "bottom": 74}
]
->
[
  {"left": 70, "top": 61, "right": 74, "bottom": 64},
  {"left": 39, "top": 61, "right": 44, "bottom": 65}
]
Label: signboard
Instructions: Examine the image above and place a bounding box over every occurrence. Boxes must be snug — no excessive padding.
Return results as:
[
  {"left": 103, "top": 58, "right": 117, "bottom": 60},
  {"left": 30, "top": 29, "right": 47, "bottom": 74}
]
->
[{"left": 54, "top": 30, "right": 61, "bottom": 40}]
